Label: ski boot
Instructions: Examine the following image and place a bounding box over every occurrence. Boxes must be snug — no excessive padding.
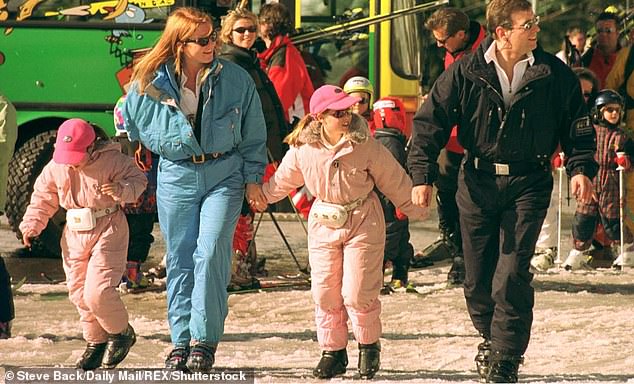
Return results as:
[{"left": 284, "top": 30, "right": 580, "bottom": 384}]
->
[
  {"left": 358, "top": 341, "right": 381, "bottom": 379},
  {"left": 76, "top": 342, "right": 107, "bottom": 370},
  {"left": 186, "top": 342, "right": 216, "bottom": 373},
  {"left": 474, "top": 338, "right": 491, "bottom": 382},
  {"left": 122, "top": 261, "right": 150, "bottom": 289},
  {"left": 563, "top": 249, "right": 592, "bottom": 271},
  {"left": 447, "top": 255, "right": 465, "bottom": 286},
  {"left": 165, "top": 346, "right": 190, "bottom": 371},
  {"left": 487, "top": 351, "right": 523, "bottom": 383},
  {"left": 530, "top": 247, "right": 556, "bottom": 272},
  {"left": 0, "top": 321, "right": 11, "bottom": 339},
  {"left": 101, "top": 324, "right": 136, "bottom": 369},
  {"left": 313, "top": 349, "right": 348, "bottom": 379}
]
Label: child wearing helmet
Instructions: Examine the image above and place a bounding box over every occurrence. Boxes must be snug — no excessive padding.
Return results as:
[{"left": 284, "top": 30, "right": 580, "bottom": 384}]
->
[
  {"left": 251, "top": 85, "right": 428, "bottom": 379},
  {"left": 371, "top": 97, "right": 416, "bottom": 292},
  {"left": 343, "top": 76, "right": 375, "bottom": 132},
  {"left": 564, "top": 90, "right": 634, "bottom": 269}
]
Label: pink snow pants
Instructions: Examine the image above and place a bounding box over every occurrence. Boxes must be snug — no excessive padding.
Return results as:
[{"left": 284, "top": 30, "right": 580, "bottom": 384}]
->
[
  {"left": 61, "top": 212, "right": 129, "bottom": 343},
  {"left": 309, "top": 196, "right": 385, "bottom": 351}
]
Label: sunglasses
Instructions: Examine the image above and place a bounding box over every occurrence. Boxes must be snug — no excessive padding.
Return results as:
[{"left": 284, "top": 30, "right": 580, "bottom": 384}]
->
[
  {"left": 356, "top": 97, "right": 370, "bottom": 105},
  {"left": 233, "top": 26, "right": 257, "bottom": 34},
  {"left": 434, "top": 34, "right": 452, "bottom": 45},
  {"left": 505, "top": 15, "right": 540, "bottom": 32},
  {"left": 184, "top": 31, "right": 218, "bottom": 46},
  {"left": 604, "top": 106, "right": 621, "bottom": 114},
  {"left": 597, "top": 27, "right": 616, "bottom": 34},
  {"left": 329, "top": 109, "right": 352, "bottom": 118}
]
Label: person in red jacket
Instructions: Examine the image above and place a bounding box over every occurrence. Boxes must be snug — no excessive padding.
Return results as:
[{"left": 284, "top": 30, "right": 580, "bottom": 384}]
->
[
  {"left": 258, "top": 2, "right": 314, "bottom": 125},
  {"left": 418, "top": 7, "right": 486, "bottom": 285}
]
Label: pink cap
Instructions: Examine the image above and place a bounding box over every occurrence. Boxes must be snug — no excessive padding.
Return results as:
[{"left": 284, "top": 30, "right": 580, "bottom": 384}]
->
[
  {"left": 53, "top": 119, "right": 96, "bottom": 165},
  {"left": 310, "top": 85, "right": 361, "bottom": 115}
]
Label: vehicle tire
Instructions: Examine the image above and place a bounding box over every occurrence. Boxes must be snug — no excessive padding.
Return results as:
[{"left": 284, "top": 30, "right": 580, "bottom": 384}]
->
[{"left": 5, "top": 130, "right": 64, "bottom": 258}]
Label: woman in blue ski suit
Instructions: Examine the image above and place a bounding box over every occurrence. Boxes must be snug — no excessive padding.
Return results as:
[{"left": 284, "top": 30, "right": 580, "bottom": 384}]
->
[{"left": 121, "top": 8, "right": 267, "bottom": 372}]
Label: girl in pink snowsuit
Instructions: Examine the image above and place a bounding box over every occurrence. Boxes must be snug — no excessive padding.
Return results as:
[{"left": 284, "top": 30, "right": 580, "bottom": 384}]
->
[
  {"left": 252, "top": 85, "right": 428, "bottom": 379},
  {"left": 19, "top": 119, "right": 147, "bottom": 370}
]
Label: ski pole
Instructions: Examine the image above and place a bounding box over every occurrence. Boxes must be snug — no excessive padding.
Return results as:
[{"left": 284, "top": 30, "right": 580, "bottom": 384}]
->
[
  {"left": 556, "top": 152, "right": 565, "bottom": 267},
  {"left": 267, "top": 207, "right": 310, "bottom": 275},
  {"left": 618, "top": 154, "right": 626, "bottom": 270}
]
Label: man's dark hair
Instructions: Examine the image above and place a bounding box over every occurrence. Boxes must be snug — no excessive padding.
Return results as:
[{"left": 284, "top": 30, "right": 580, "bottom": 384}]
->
[
  {"left": 259, "top": 3, "right": 292, "bottom": 38},
  {"left": 424, "top": 8, "right": 470, "bottom": 37},
  {"left": 486, "top": 0, "right": 532, "bottom": 37}
]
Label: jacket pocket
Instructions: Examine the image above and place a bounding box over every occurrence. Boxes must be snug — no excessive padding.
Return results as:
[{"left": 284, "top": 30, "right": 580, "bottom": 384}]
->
[{"left": 211, "top": 105, "right": 242, "bottom": 151}]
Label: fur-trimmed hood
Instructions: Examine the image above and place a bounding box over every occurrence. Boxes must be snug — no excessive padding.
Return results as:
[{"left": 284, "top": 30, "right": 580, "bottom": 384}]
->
[{"left": 297, "top": 114, "right": 371, "bottom": 146}]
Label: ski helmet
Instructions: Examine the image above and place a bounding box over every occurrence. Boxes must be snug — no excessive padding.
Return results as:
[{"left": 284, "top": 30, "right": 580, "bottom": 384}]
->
[
  {"left": 592, "top": 89, "right": 624, "bottom": 126},
  {"left": 113, "top": 94, "right": 128, "bottom": 137},
  {"left": 343, "top": 76, "right": 374, "bottom": 105}
]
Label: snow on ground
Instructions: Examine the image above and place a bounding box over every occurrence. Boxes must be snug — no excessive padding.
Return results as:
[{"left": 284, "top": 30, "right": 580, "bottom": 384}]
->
[
  {"left": 3, "top": 265, "right": 634, "bottom": 383},
  {"left": 2, "top": 212, "right": 634, "bottom": 383}
]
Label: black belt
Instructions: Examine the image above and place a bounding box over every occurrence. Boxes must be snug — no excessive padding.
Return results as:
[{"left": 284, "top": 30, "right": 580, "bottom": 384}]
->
[
  {"left": 470, "top": 156, "right": 549, "bottom": 176},
  {"left": 191, "top": 152, "right": 224, "bottom": 164}
]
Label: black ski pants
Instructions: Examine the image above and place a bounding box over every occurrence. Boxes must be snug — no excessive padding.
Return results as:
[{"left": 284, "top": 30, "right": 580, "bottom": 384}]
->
[
  {"left": 457, "top": 164, "right": 552, "bottom": 355},
  {"left": 435, "top": 149, "right": 463, "bottom": 250}
]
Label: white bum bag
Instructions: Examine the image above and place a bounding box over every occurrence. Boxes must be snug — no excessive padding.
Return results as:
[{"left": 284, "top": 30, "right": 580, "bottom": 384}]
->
[
  {"left": 66, "top": 205, "right": 119, "bottom": 231},
  {"left": 310, "top": 196, "right": 366, "bottom": 229}
]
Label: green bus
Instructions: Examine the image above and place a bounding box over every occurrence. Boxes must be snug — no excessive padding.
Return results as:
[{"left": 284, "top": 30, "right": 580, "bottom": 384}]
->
[{"left": 1, "top": 0, "right": 442, "bottom": 256}]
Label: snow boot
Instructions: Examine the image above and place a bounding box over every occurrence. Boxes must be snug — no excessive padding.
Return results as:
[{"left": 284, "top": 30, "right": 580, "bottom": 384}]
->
[
  {"left": 563, "top": 249, "right": 592, "bottom": 271},
  {"left": 447, "top": 255, "right": 465, "bottom": 286},
  {"left": 76, "top": 342, "right": 107, "bottom": 370},
  {"left": 122, "top": 261, "right": 150, "bottom": 289},
  {"left": 530, "top": 247, "right": 556, "bottom": 272},
  {"left": 358, "top": 341, "right": 381, "bottom": 379},
  {"left": 313, "top": 349, "right": 348, "bottom": 379},
  {"left": 165, "top": 346, "right": 190, "bottom": 371},
  {"left": 0, "top": 321, "right": 11, "bottom": 339},
  {"left": 487, "top": 351, "right": 523, "bottom": 383},
  {"left": 101, "top": 324, "right": 136, "bottom": 369},
  {"left": 474, "top": 338, "right": 491, "bottom": 382},
  {"left": 186, "top": 343, "right": 216, "bottom": 373}
]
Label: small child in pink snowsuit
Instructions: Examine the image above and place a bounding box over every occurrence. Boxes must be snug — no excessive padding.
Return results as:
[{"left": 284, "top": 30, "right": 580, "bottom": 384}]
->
[
  {"left": 19, "top": 119, "right": 147, "bottom": 370},
  {"left": 252, "top": 85, "right": 428, "bottom": 379}
]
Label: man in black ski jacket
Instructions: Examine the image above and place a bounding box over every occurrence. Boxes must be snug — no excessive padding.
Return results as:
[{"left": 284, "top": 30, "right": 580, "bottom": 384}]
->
[{"left": 408, "top": 0, "right": 597, "bottom": 382}]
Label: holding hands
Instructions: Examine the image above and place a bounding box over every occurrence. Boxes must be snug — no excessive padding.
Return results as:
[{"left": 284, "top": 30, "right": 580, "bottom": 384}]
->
[{"left": 246, "top": 183, "right": 268, "bottom": 212}]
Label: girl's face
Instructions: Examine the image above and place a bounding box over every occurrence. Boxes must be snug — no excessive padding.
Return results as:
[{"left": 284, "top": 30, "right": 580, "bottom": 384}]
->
[
  {"left": 602, "top": 103, "right": 622, "bottom": 125},
  {"left": 232, "top": 18, "right": 257, "bottom": 49},
  {"left": 182, "top": 22, "right": 216, "bottom": 67},
  {"left": 319, "top": 108, "right": 353, "bottom": 143},
  {"left": 348, "top": 92, "right": 370, "bottom": 115}
]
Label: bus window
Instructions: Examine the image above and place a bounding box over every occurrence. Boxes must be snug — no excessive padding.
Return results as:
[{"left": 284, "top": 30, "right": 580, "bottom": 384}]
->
[{"left": 390, "top": 0, "right": 422, "bottom": 80}]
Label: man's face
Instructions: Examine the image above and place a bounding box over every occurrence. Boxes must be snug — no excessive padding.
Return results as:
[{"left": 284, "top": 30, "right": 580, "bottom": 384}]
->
[
  {"left": 432, "top": 28, "right": 465, "bottom": 54},
  {"left": 502, "top": 9, "right": 540, "bottom": 56},
  {"left": 596, "top": 19, "right": 618, "bottom": 53}
]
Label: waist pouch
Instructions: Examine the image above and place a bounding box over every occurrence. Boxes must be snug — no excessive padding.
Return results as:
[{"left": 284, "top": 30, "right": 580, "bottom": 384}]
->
[
  {"left": 66, "top": 206, "right": 119, "bottom": 231},
  {"left": 310, "top": 197, "right": 366, "bottom": 229}
]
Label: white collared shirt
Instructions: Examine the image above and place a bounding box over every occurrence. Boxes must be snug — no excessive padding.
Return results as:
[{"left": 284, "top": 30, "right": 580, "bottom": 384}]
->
[
  {"left": 180, "top": 69, "right": 211, "bottom": 120},
  {"left": 483, "top": 41, "right": 535, "bottom": 108}
]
